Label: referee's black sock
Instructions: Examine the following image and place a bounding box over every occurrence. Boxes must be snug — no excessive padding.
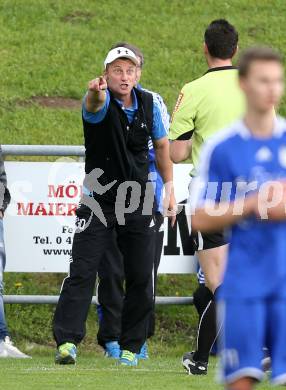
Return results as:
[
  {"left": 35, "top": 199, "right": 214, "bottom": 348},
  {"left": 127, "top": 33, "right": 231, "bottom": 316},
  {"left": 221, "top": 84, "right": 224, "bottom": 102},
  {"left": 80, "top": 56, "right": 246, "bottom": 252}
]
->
[
  {"left": 193, "top": 284, "right": 213, "bottom": 317},
  {"left": 193, "top": 286, "right": 221, "bottom": 363}
]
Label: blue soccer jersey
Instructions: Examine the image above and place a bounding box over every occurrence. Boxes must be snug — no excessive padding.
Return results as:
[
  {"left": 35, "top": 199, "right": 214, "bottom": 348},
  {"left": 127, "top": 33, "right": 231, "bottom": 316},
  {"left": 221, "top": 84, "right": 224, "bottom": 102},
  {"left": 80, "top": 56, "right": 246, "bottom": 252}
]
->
[{"left": 192, "top": 117, "right": 286, "bottom": 300}]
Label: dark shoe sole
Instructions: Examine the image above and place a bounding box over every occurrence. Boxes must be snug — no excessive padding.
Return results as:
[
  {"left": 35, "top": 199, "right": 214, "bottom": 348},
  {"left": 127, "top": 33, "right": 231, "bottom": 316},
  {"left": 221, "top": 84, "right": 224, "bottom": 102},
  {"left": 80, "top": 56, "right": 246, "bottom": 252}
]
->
[{"left": 55, "top": 355, "right": 76, "bottom": 365}]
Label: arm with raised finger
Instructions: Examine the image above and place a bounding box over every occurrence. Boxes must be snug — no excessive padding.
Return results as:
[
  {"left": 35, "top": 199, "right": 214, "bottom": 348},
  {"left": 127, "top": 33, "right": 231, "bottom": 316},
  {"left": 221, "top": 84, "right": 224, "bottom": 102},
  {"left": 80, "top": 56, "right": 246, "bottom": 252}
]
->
[{"left": 85, "top": 76, "right": 108, "bottom": 113}]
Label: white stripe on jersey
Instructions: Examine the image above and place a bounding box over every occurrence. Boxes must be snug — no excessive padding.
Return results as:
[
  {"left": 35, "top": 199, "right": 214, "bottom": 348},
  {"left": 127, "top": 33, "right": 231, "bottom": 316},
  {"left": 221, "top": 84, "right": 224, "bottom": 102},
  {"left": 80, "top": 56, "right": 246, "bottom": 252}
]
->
[
  {"left": 141, "top": 87, "right": 170, "bottom": 133},
  {"left": 197, "top": 231, "right": 204, "bottom": 251}
]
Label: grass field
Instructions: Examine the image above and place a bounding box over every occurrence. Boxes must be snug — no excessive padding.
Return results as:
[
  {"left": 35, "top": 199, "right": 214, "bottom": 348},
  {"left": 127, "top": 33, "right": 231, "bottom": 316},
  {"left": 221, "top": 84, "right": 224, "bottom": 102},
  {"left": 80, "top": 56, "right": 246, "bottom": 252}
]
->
[
  {"left": 0, "top": 349, "right": 274, "bottom": 390},
  {"left": 1, "top": 0, "right": 286, "bottom": 147},
  {"left": 1, "top": 1, "right": 286, "bottom": 388}
]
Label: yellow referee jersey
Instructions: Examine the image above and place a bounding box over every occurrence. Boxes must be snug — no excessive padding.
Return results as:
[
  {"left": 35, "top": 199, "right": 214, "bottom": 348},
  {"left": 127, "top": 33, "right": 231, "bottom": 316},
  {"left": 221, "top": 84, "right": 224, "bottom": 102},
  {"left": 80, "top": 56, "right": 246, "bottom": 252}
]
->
[{"left": 169, "top": 66, "right": 245, "bottom": 176}]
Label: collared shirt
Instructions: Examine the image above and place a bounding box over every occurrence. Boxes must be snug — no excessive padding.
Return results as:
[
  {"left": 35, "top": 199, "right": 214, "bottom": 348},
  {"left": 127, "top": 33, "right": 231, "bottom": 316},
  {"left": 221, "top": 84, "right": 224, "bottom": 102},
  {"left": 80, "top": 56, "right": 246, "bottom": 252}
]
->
[{"left": 169, "top": 66, "right": 245, "bottom": 176}]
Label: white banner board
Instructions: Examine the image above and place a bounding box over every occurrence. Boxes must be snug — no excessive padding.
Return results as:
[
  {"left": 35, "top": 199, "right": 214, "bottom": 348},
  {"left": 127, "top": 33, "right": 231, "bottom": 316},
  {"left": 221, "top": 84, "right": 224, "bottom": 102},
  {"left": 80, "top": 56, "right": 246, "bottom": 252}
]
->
[{"left": 4, "top": 161, "right": 197, "bottom": 274}]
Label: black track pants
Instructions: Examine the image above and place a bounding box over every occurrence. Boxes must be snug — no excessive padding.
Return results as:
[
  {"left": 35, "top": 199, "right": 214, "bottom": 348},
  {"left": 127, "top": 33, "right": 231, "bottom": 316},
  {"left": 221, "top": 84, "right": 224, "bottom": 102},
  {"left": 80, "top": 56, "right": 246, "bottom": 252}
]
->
[
  {"left": 97, "top": 213, "right": 164, "bottom": 346},
  {"left": 53, "top": 203, "right": 155, "bottom": 353}
]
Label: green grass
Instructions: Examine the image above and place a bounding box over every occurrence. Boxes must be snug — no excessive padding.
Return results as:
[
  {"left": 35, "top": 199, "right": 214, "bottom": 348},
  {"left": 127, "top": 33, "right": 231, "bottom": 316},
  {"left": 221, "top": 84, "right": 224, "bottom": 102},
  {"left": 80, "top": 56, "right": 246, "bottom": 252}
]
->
[
  {"left": 1, "top": 0, "right": 286, "bottom": 148},
  {"left": 0, "top": 351, "right": 273, "bottom": 390},
  {"left": 1, "top": 1, "right": 286, "bottom": 388}
]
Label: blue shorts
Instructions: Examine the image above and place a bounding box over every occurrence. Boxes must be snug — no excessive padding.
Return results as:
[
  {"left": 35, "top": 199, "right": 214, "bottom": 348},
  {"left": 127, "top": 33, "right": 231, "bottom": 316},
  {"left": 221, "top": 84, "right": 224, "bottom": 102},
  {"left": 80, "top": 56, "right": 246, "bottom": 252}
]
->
[{"left": 218, "top": 298, "right": 286, "bottom": 386}]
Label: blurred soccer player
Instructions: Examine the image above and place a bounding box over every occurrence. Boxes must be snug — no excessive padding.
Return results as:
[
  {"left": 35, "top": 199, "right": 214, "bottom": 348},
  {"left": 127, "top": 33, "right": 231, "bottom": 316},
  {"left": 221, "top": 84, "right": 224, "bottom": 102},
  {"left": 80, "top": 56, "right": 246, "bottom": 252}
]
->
[
  {"left": 169, "top": 19, "right": 245, "bottom": 374},
  {"left": 191, "top": 47, "right": 286, "bottom": 390}
]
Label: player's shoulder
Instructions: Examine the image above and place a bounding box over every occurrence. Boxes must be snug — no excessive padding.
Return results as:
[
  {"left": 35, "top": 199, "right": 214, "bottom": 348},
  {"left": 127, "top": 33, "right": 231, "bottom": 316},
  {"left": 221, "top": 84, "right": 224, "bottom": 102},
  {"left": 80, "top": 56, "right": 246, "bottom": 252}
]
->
[
  {"left": 136, "top": 86, "right": 153, "bottom": 100},
  {"left": 207, "top": 116, "right": 286, "bottom": 150},
  {"left": 140, "top": 86, "right": 170, "bottom": 129},
  {"left": 141, "top": 87, "right": 161, "bottom": 100},
  {"left": 275, "top": 116, "right": 286, "bottom": 137},
  {"left": 181, "top": 77, "right": 201, "bottom": 94},
  {"left": 140, "top": 87, "right": 166, "bottom": 107},
  {"left": 181, "top": 76, "right": 206, "bottom": 94},
  {"left": 201, "top": 120, "right": 245, "bottom": 161}
]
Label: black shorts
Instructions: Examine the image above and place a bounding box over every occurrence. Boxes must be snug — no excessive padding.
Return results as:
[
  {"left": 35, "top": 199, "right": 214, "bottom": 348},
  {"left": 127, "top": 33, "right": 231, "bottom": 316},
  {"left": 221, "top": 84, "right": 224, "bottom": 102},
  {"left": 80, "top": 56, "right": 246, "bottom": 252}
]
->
[
  {"left": 186, "top": 178, "right": 228, "bottom": 251},
  {"left": 178, "top": 198, "right": 227, "bottom": 251},
  {"left": 190, "top": 230, "right": 227, "bottom": 251}
]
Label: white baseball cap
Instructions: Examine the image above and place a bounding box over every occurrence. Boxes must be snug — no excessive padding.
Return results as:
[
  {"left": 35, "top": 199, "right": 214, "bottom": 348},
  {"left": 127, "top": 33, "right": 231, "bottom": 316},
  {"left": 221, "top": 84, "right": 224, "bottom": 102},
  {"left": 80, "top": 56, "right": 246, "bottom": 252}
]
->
[{"left": 104, "top": 47, "right": 139, "bottom": 69}]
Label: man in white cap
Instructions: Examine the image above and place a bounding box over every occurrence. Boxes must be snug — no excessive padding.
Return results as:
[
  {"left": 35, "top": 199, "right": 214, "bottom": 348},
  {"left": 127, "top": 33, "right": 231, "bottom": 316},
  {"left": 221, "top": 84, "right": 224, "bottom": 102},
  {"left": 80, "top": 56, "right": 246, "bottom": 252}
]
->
[
  {"left": 96, "top": 42, "right": 170, "bottom": 361},
  {"left": 53, "top": 46, "right": 176, "bottom": 366}
]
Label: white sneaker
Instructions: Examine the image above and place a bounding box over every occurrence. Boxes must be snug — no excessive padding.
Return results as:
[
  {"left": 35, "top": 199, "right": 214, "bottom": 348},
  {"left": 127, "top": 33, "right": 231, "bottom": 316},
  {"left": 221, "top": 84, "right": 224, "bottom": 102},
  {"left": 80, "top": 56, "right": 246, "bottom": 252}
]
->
[{"left": 0, "top": 336, "right": 31, "bottom": 358}]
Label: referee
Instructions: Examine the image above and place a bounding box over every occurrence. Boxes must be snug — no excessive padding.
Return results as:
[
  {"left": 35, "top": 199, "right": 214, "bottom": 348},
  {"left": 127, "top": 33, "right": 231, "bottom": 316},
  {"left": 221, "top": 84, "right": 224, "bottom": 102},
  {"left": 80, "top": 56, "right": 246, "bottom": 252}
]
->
[
  {"left": 169, "top": 19, "right": 245, "bottom": 375},
  {"left": 53, "top": 46, "right": 176, "bottom": 366}
]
